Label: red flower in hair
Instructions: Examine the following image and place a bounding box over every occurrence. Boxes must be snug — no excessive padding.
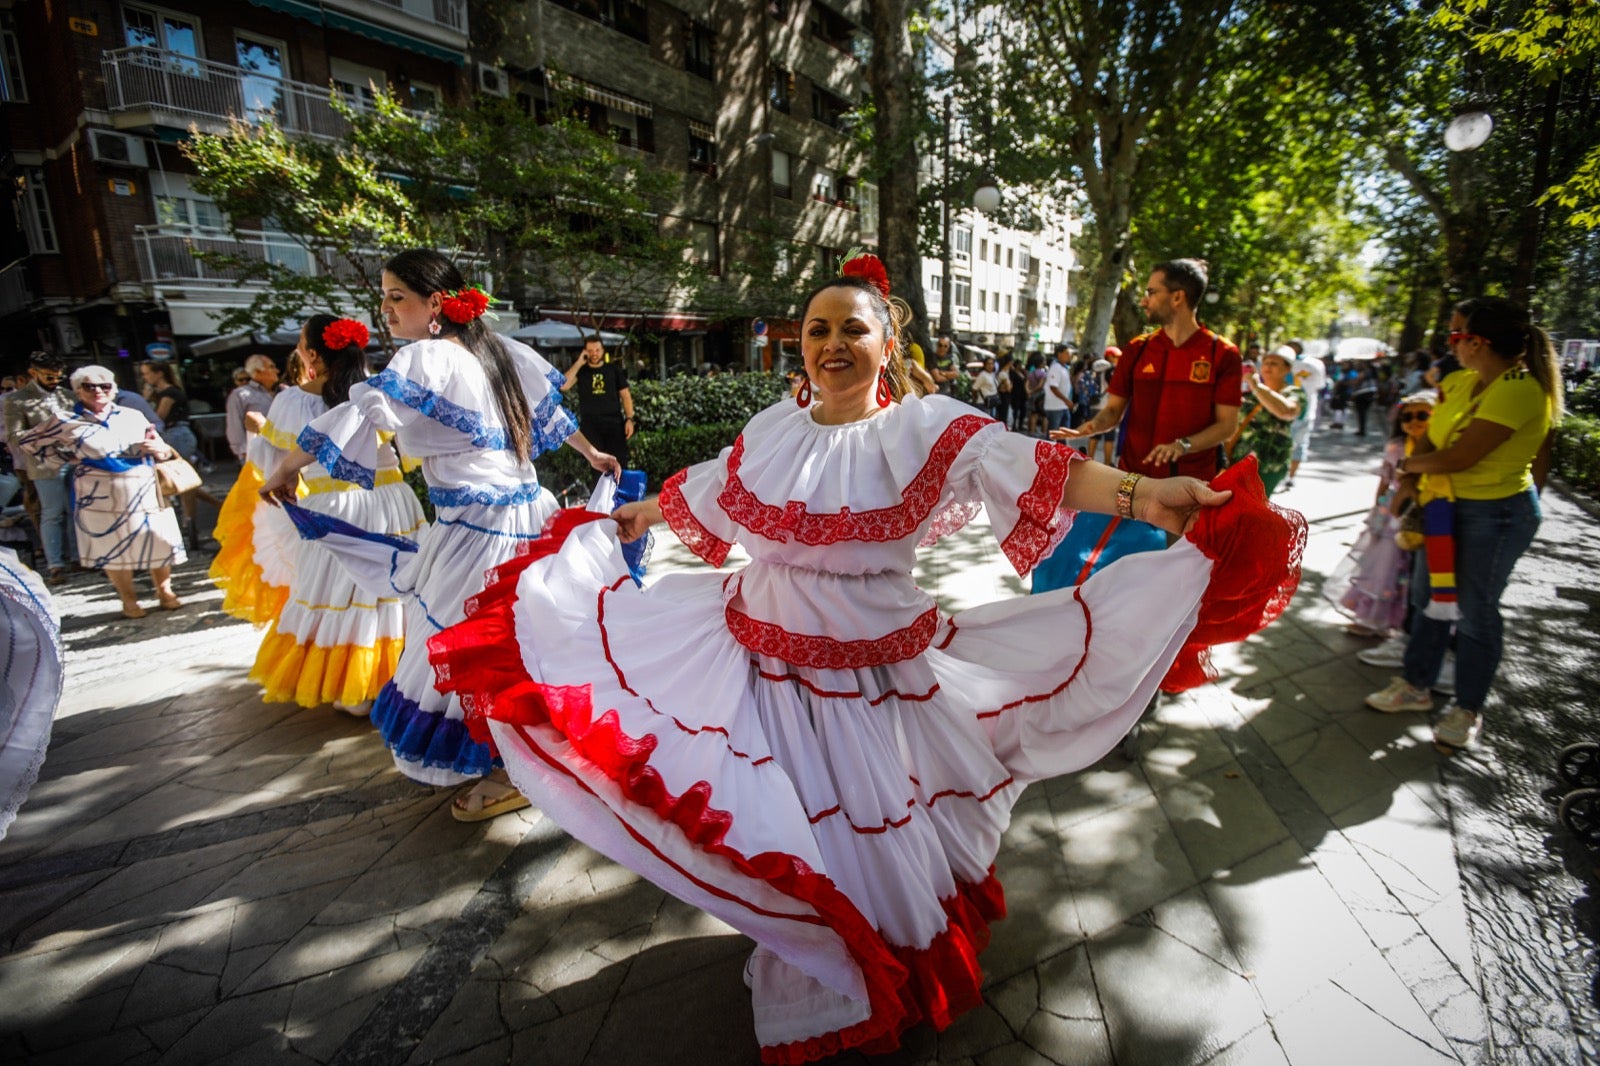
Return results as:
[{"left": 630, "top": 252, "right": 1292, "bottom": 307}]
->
[
  {"left": 841, "top": 254, "right": 891, "bottom": 298},
  {"left": 439, "top": 285, "right": 492, "bottom": 325},
  {"left": 321, "top": 318, "right": 370, "bottom": 352}
]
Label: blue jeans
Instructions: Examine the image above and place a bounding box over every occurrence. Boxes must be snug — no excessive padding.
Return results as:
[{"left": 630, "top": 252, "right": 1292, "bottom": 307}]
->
[
  {"left": 1045, "top": 409, "right": 1071, "bottom": 433},
  {"left": 33, "top": 467, "right": 72, "bottom": 570},
  {"left": 1402, "top": 488, "right": 1540, "bottom": 711}
]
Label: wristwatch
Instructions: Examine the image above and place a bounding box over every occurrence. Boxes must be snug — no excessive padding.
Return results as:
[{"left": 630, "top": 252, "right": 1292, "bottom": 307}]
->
[{"left": 1178, "top": 437, "right": 1193, "bottom": 454}]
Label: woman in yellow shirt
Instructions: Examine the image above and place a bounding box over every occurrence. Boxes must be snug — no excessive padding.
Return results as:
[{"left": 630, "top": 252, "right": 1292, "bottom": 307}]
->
[{"left": 1364, "top": 297, "right": 1563, "bottom": 749}]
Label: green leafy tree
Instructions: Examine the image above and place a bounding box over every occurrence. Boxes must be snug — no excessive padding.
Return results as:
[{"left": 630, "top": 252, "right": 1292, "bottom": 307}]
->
[
  {"left": 982, "top": 0, "right": 1251, "bottom": 354},
  {"left": 184, "top": 91, "right": 691, "bottom": 347}
]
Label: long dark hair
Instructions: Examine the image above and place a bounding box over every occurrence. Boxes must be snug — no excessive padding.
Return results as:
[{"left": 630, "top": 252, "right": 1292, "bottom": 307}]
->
[
  {"left": 799, "top": 275, "right": 916, "bottom": 400},
  {"left": 302, "top": 314, "right": 372, "bottom": 407},
  {"left": 385, "top": 249, "right": 534, "bottom": 463},
  {"left": 1454, "top": 296, "right": 1565, "bottom": 419}
]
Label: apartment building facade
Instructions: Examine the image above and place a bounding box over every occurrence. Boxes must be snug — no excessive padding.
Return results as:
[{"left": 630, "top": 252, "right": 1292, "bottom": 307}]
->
[
  {"left": 0, "top": 0, "right": 468, "bottom": 379},
  {"left": 0, "top": 0, "right": 1073, "bottom": 382}
]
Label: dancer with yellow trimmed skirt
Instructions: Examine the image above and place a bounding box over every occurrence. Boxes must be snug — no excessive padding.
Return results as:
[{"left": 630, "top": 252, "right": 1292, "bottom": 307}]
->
[{"left": 249, "top": 316, "right": 425, "bottom": 713}]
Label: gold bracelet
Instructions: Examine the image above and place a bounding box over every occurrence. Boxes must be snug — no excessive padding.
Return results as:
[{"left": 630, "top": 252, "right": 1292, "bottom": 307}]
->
[{"left": 1115, "top": 471, "right": 1143, "bottom": 519}]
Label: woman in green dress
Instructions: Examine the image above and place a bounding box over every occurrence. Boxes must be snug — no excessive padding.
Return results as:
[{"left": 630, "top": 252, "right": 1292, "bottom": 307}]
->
[{"left": 1228, "top": 346, "right": 1304, "bottom": 495}]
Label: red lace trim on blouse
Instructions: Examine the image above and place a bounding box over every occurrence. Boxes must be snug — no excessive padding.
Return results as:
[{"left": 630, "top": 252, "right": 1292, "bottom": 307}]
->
[
  {"left": 997, "top": 440, "right": 1081, "bottom": 575},
  {"left": 659, "top": 467, "right": 732, "bottom": 566},
  {"left": 726, "top": 603, "right": 940, "bottom": 670},
  {"left": 717, "top": 414, "right": 994, "bottom": 546}
]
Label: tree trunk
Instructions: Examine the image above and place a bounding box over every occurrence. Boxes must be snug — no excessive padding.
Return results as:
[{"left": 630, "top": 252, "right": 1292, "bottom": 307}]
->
[{"left": 864, "top": 0, "right": 933, "bottom": 353}]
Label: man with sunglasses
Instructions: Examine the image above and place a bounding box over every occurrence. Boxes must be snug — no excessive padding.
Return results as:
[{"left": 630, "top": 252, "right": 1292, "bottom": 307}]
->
[{"left": 3, "top": 352, "right": 75, "bottom": 582}]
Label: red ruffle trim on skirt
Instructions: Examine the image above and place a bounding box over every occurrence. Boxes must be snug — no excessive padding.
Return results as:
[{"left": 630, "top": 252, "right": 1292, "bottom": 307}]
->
[
  {"left": 427, "top": 509, "right": 1007, "bottom": 1062},
  {"left": 1161, "top": 454, "right": 1308, "bottom": 692}
]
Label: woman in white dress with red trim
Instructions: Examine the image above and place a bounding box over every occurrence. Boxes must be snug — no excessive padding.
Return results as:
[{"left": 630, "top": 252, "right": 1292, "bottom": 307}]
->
[{"left": 429, "top": 258, "right": 1305, "bottom": 1061}]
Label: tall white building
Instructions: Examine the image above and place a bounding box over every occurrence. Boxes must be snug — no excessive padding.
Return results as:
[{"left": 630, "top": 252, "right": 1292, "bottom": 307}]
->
[{"left": 917, "top": 9, "right": 1079, "bottom": 357}]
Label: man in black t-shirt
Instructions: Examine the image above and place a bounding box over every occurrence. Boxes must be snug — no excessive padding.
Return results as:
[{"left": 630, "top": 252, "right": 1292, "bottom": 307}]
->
[{"left": 561, "top": 336, "right": 634, "bottom": 466}]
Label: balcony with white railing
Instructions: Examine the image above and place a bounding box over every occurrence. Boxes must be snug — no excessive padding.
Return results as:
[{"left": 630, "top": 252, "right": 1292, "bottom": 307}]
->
[
  {"left": 102, "top": 47, "right": 431, "bottom": 142},
  {"left": 133, "top": 226, "right": 382, "bottom": 291}
]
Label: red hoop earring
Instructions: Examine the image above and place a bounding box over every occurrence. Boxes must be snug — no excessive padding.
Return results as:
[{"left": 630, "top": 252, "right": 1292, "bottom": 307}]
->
[
  {"left": 795, "top": 377, "right": 812, "bottom": 408},
  {"left": 875, "top": 365, "right": 892, "bottom": 408}
]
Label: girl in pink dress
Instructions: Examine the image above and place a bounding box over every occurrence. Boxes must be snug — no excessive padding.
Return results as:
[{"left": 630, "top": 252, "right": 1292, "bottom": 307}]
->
[
  {"left": 429, "top": 260, "right": 1304, "bottom": 1062},
  {"left": 1324, "top": 392, "right": 1436, "bottom": 636}
]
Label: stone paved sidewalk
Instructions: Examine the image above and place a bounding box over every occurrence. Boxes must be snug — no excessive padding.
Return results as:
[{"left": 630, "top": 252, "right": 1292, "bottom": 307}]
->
[{"left": 0, "top": 428, "right": 1587, "bottom": 1065}]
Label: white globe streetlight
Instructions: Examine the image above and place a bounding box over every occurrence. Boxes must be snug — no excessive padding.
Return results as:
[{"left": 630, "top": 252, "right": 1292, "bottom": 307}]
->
[
  {"left": 972, "top": 181, "right": 1001, "bottom": 214},
  {"left": 1444, "top": 111, "right": 1493, "bottom": 152}
]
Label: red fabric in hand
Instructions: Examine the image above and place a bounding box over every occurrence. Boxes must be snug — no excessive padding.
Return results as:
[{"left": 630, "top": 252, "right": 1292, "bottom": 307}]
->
[{"left": 1161, "top": 454, "right": 1308, "bottom": 692}]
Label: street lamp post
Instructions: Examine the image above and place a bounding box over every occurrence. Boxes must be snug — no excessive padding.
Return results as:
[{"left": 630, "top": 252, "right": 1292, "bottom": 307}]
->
[{"left": 939, "top": 94, "right": 954, "bottom": 338}]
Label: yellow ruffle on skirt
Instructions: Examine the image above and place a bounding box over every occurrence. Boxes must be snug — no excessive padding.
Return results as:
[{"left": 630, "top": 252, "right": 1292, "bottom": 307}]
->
[
  {"left": 249, "top": 625, "right": 404, "bottom": 708},
  {"left": 209, "top": 464, "right": 296, "bottom": 625}
]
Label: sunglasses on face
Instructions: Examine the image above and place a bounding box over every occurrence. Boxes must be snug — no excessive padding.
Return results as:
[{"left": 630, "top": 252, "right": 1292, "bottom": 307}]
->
[
  {"left": 1447, "top": 330, "right": 1482, "bottom": 345},
  {"left": 1399, "top": 410, "right": 1430, "bottom": 423},
  {"left": 79, "top": 383, "right": 115, "bottom": 393}
]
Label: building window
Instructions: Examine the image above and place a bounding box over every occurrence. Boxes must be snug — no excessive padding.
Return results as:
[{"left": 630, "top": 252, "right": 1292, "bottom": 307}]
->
[
  {"left": 771, "top": 149, "right": 792, "bottom": 199},
  {"left": 236, "top": 33, "right": 290, "bottom": 125},
  {"left": 688, "top": 122, "right": 718, "bottom": 177},
  {"left": 978, "top": 238, "right": 987, "bottom": 263},
  {"left": 952, "top": 277, "right": 971, "bottom": 312},
  {"left": 810, "top": 86, "right": 852, "bottom": 132},
  {"left": 813, "top": 245, "right": 840, "bottom": 277},
  {"left": 930, "top": 274, "right": 942, "bottom": 295},
  {"left": 954, "top": 226, "right": 972, "bottom": 265},
  {"left": 330, "top": 58, "right": 385, "bottom": 111},
  {"left": 551, "top": 0, "right": 649, "bottom": 44},
  {"left": 687, "top": 21, "right": 715, "bottom": 80},
  {"left": 858, "top": 182, "right": 878, "bottom": 237},
  {"left": 16, "top": 169, "right": 58, "bottom": 254},
  {"left": 123, "top": 4, "right": 202, "bottom": 72},
  {"left": 689, "top": 221, "right": 720, "bottom": 273},
  {"left": 0, "top": 21, "right": 26, "bottom": 102},
  {"left": 769, "top": 66, "right": 792, "bottom": 113},
  {"left": 811, "top": 165, "right": 835, "bottom": 203},
  {"left": 410, "top": 82, "right": 441, "bottom": 113},
  {"left": 1019, "top": 250, "right": 1031, "bottom": 274},
  {"left": 1006, "top": 294, "right": 1013, "bottom": 314},
  {"left": 1006, "top": 248, "right": 1014, "bottom": 269},
  {"left": 808, "top": 3, "right": 855, "bottom": 54}
]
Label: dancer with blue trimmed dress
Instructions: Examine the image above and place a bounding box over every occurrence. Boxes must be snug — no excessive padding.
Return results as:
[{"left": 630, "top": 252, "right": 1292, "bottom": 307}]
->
[{"left": 259, "top": 249, "right": 619, "bottom": 819}]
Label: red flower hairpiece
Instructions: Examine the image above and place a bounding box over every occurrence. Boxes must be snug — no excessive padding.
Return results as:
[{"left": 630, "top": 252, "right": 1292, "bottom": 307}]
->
[
  {"left": 439, "top": 285, "right": 493, "bottom": 325},
  {"left": 841, "top": 254, "right": 891, "bottom": 298},
  {"left": 321, "top": 318, "right": 370, "bottom": 352}
]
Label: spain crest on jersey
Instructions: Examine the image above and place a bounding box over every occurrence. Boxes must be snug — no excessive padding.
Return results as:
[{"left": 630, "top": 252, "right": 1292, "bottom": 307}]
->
[{"left": 1190, "top": 360, "right": 1212, "bottom": 383}]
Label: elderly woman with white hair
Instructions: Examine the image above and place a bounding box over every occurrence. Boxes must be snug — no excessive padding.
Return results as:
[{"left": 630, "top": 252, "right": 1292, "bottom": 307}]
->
[{"left": 19, "top": 365, "right": 186, "bottom": 617}]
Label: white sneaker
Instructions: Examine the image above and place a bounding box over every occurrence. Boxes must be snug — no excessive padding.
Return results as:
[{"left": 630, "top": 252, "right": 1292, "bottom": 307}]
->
[
  {"left": 1357, "top": 634, "right": 1408, "bottom": 668},
  {"left": 1433, "top": 704, "right": 1481, "bottom": 749},
  {"left": 1432, "top": 654, "right": 1456, "bottom": 696}
]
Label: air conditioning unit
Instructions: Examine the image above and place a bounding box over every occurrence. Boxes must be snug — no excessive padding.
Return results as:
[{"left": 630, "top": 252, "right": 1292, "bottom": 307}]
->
[
  {"left": 88, "top": 130, "right": 149, "bottom": 168},
  {"left": 476, "top": 62, "right": 509, "bottom": 98}
]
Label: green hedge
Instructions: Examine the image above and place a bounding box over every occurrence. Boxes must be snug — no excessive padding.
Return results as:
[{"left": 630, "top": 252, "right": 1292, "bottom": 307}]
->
[
  {"left": 1569, "top": 377, "right": 1600, "bottom": 419},
  {"left": 627, "top": 373, "right": 790, "bottom": 431},
  {"left": 537, "top": 371, "right": 789, "bottom": 494},
  {"left": 1553, "top": 414, "right": 1600, "bottom": 496}
]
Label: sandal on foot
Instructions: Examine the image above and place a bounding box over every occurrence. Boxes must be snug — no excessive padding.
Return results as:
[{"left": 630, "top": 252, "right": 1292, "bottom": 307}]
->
[
  {"left": 121, "top": 601, "right": 148, "bottom": 619},
  {"left": 157, "top": 593, "right": 183, "bottom": 610},
  {"left": 451, "top": 779, "right": 531, "bottom": 823}
]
